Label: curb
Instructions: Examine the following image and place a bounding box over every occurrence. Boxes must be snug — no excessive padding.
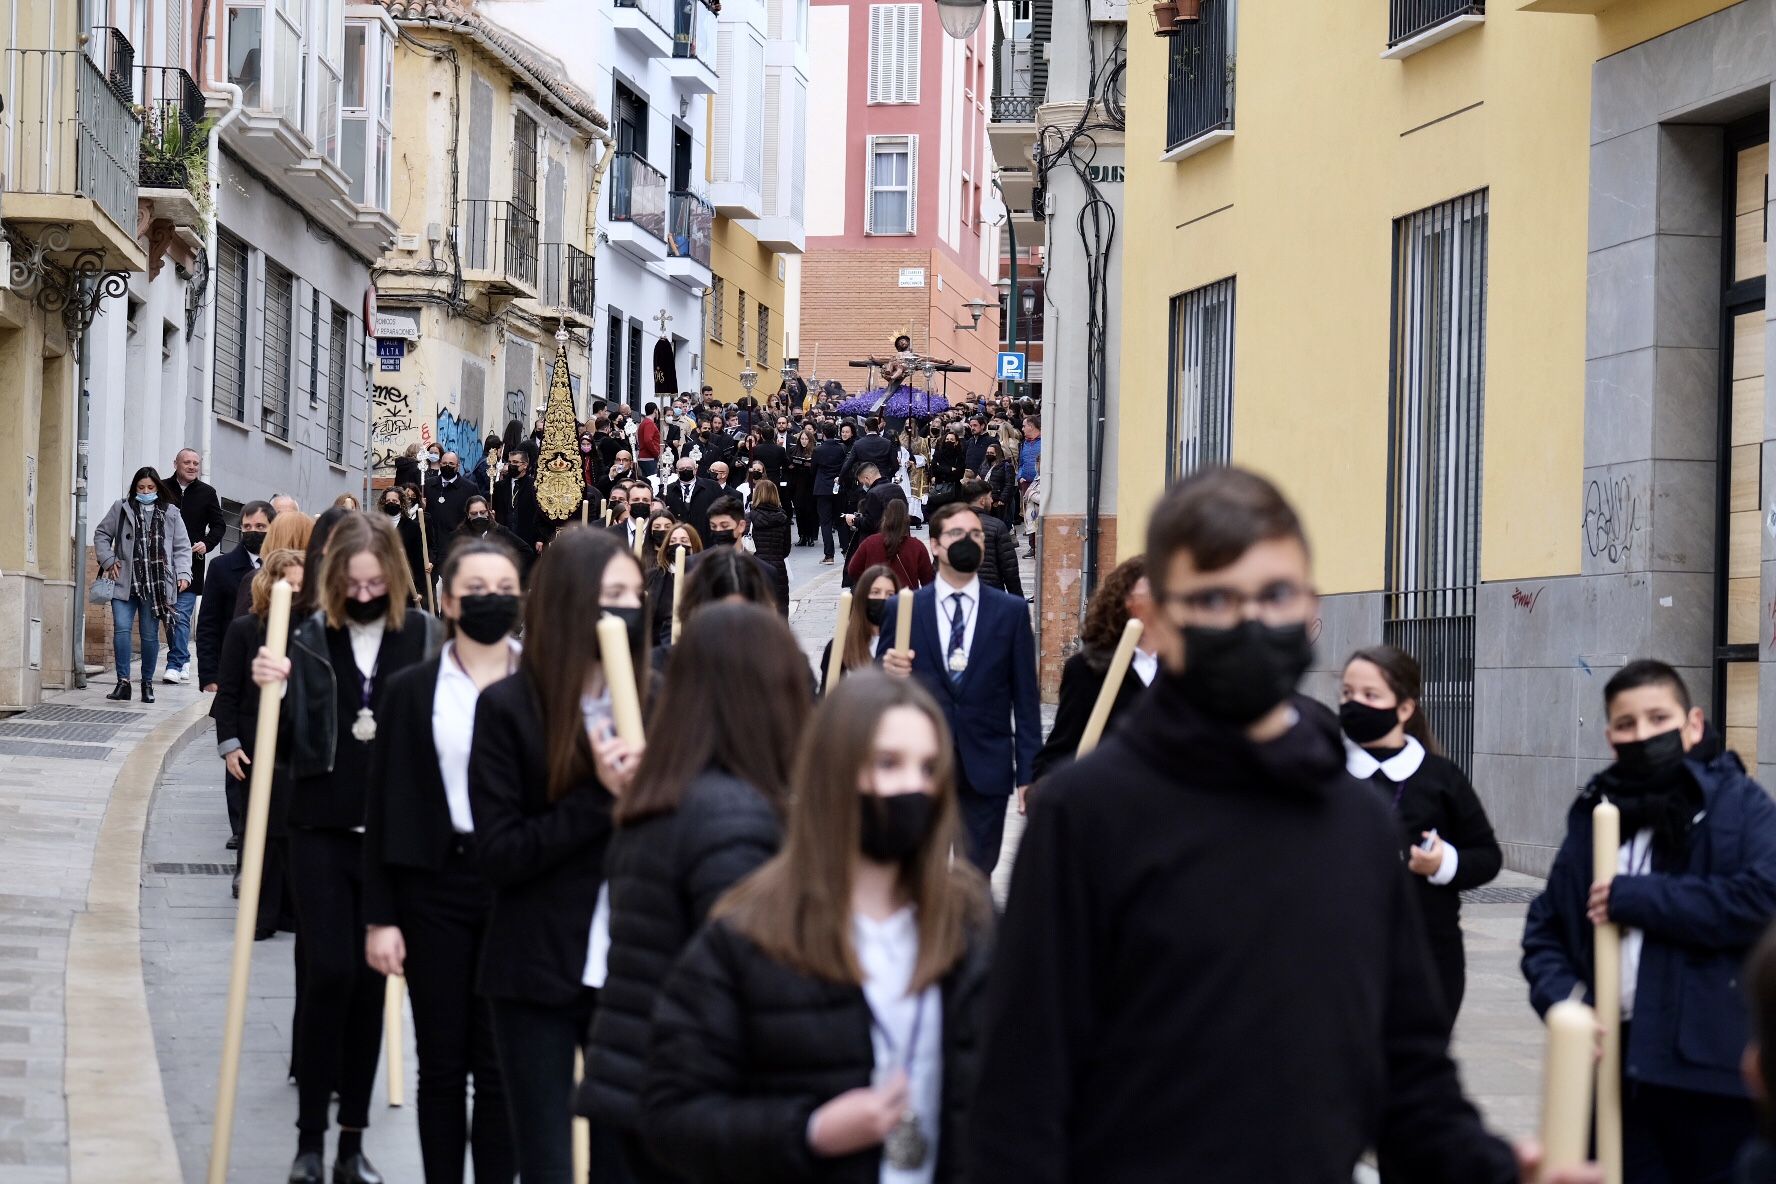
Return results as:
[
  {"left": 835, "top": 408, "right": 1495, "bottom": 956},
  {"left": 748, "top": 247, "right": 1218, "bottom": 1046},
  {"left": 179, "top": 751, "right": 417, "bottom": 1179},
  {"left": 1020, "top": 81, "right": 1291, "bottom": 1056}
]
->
[{"left": 64, "top": 699, "right": 211, "bottom": 1184}]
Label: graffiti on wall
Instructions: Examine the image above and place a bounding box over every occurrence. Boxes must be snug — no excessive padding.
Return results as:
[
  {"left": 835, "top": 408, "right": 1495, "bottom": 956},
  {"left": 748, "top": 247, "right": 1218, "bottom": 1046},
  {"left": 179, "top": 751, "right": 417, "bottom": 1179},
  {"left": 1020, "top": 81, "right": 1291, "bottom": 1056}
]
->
[
  {"left": 1582, "top": 475, "right": 1639, "bottom": 566},
  {"left": 371, "top": 383, "right": 420, "bottom": 472},
  {"left": 435, "top": 408, "right": 485, "bottom": 471}
]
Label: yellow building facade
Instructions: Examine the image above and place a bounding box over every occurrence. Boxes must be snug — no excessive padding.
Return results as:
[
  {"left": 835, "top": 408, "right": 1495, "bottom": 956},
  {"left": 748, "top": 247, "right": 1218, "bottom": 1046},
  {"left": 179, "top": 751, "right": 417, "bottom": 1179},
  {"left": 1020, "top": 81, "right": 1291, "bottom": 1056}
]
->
[
  {"left": 1120, "top": 0, "right": 1776, "bottom": 870},
  {"left": 703, "top": 218, "right": 789, "bottom": 402}
]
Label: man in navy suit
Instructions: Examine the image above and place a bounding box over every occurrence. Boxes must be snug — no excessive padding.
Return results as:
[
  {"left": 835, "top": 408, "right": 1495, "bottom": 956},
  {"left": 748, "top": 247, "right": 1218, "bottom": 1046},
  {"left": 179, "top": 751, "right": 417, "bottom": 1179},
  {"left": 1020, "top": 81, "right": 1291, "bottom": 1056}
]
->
[{"left": 882, "top": 501, "right": 1041, "bottom": 872}]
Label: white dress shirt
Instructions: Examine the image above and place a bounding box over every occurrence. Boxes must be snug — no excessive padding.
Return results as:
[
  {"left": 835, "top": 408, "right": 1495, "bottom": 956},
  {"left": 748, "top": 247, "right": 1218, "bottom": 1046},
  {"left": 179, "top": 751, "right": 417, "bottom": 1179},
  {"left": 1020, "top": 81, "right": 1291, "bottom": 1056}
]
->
[
  {"left": 1343, "top": 736, "right": 1460, "bottom": 886},
  {"left": 582, "top": 689, "right": 615, "bottom": 988},
  {"left": 432, "top": 639, "right": 520, "bottom": 834},
  {"left": 346, "top": 618, "right": 385, "bottom": 683},
  {"left": 855, "top": 907, "right": 942, "bottom": 1184},
  {"left": 1131, "top": 647, "right": 1159, "bottom": 687},
  {"left": 933, "top": 576, "right": 982, "bottom": 665},
  {"left": 1618, "top": 827, "right": 1654, "bottom": 1020}
]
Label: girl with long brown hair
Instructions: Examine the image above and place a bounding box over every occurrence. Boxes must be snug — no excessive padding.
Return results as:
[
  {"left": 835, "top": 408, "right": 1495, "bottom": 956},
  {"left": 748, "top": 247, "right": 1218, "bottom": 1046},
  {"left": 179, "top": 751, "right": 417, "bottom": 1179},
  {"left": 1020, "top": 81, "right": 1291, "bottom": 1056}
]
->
[
  {"left": 819, "top": 565, "right": 900, "bottom": 695},
  {"left": 1033, "top": 555, "right": 1156, "bottom": 781},
  {"left": 466, "top": 526, "right": 647, "bottom": 1184},
  {"left": 1339, "top": 644, "right": 1502, "bottom": 1032},
  {"left": 251, "top": 512, "right": 435, "bottom": 1184},
  {"left": 645, "top": 522, "right": 702, "bottom": 645},
  {"left": 643, "top": 671, "right": 994, "bottom": 1183},
  {"left": 583, "top": 603, "right": 813, "bottom": 1181},
  {"left": 846, "top": 498, "right": 933, "bottom": 590}
]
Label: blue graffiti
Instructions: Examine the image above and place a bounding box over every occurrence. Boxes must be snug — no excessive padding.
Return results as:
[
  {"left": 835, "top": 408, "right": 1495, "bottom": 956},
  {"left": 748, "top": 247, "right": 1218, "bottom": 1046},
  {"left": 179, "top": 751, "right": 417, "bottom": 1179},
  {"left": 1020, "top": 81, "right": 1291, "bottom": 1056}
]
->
[{"left": 435, "top": 408, "right": 485, "bottom": 470}]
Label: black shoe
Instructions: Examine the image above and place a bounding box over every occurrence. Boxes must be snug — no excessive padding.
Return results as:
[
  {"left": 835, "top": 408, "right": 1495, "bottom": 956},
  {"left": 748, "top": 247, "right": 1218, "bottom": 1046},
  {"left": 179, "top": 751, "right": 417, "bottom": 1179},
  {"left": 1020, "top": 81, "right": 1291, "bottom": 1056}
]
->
[
  {"left": 332, "top": 1153, "right": 384, "bottom": 1184},
  {"left": 140, "top": 680, "right": 155, "bottom": 704},
  {"left": 105, "top": 681, "right": 131, "bottom": 701},
  {"left": 225, "top": 834, "right": 241, "bottom": 851},
  {"left": 231, "top": 872, "right": 241, "bottom": 899},
  {"left": 287, "top": 1151, "right": 324, "bottom": 1184}
]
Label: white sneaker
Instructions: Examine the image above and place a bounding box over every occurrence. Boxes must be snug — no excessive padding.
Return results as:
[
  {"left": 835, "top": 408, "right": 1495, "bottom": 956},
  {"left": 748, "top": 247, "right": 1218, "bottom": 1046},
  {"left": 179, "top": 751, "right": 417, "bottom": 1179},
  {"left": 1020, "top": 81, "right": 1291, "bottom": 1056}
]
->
[{"left": 163, "top": 667, "right": 185, "bottom": 684}]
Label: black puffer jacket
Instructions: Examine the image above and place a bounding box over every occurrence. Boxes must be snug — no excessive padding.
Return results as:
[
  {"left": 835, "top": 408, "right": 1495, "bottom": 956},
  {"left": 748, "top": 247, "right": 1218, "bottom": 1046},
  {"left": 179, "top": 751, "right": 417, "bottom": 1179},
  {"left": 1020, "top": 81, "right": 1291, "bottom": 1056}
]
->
[
  {"left": 642, "top": 905, "right": 994, "bottom": 1184},
  {"left": 581, "top": 769, "right": 782, "bottom": 1128},
  {"left": 747, "top": 505, "right": 793, "bottom": 614}
]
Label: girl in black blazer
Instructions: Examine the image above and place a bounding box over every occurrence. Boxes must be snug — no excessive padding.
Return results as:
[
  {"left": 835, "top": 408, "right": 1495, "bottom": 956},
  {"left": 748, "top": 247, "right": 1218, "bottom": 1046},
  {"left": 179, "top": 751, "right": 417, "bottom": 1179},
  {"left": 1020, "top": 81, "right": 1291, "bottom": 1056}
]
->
[
  {"left": 467, "top": 527, "right": 649, "bottom": 1184},
  {"left": 1033, "top": 557, "right": 1156, "bottom": 782},
  {"left": 363, "top": 539, "right": 525, "bottom": 1184},
  {"left": 252, "top": 513, "right": 437, "bottom": 1184},
  {"left": 643, "top": 672, "right": 994, "bottom": 1184},
  {"left": 213, "top": 548, "right": 306, "bottom": 938},
  {"left": 1338, "top": 645, "right": 1503, "bottom": 1031},
  {"left": 582, "top": 603, "right": 812, "bottom": 1182}
]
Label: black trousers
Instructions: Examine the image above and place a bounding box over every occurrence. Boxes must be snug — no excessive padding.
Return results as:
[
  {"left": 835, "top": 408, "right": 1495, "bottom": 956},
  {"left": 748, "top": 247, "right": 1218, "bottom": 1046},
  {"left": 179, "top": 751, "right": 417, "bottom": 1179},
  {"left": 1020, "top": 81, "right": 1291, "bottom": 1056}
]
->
[
  {"left": 791, "top": 480, "right": 818, "bottom": 543},
  {"left": 396, "top": 844, "right": 515, "bottom": 1184},
  {"left": 815, "top": 494, "right": 838, "bottom": 559},
  {"left": 953, "top": 761, "right": 1007, "bottom": 875},
  {"left": 289, "top": 828, "right": 386, "bottom": 1137},
  {"left": 489, "top": 990, "right": 632, "bottom": 1184},
  {"left": 225, "top": 770, "right": 246, "bottom": 838},
  {"left": 1622, "top": 1073, "right": 1754, "bottom": 1184}
]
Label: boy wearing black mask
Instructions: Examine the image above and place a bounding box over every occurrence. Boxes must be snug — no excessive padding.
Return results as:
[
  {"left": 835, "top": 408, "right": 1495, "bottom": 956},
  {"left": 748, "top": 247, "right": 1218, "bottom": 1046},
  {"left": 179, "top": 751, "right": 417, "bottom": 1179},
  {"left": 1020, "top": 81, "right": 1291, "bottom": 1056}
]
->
[
  {"left": 1523, "top": 660, "right": 1776, "bottom": 1184},
  {"left": 972, "top": 466, "right": 1595, "bottom": 1184}
]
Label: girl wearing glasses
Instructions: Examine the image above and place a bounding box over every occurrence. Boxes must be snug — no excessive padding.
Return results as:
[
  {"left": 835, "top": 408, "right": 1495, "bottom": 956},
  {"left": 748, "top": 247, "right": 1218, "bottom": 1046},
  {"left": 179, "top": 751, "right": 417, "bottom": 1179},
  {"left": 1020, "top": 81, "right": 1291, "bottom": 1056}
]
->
[{"left": 252, "top": 511, "right": 437, "bottom": 1184}]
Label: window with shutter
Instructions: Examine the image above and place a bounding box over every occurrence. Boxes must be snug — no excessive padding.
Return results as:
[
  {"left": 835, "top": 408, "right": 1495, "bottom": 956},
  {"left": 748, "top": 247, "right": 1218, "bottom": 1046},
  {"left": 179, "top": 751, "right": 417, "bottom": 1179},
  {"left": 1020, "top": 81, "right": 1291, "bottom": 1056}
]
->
[
  {"left": 868, "top": 5, "right": 920, "bottom": 104},
  {"left": 866, "top": 135, "right": 914, "bottom": 235},
  {"left": 711, "top": 277, "right": 726, "bottom": 342}
]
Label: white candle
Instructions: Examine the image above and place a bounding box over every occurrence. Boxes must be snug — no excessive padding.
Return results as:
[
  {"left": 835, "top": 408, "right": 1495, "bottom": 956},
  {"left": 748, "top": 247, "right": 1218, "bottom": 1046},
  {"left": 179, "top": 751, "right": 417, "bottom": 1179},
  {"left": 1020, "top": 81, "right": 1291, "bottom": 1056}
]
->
[
  {"left": 826, "top": 591, "right": 853, "bottom": 696},
  {"left": 595, "top": 615, "right": 646, "bottom": 746},
  {"left": 893, "top": 587, "right": 914, "bottom": 654},
  {"left": 1593, "top": 798, "right": 1622, "bottom": 1184},
  {"left": 670, "top": 546, "right": 687, "bottom": 644},
  {"left": 1540, "top": 998, "right": 1599, "bottom": 1173}
]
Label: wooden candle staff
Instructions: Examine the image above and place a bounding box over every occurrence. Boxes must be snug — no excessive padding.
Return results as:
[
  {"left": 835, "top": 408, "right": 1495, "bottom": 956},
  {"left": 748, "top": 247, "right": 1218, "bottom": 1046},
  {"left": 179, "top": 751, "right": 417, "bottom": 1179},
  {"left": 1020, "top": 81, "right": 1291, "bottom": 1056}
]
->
[
  {"left": 207, "top": 579, "right": 292, "bottom": 1184},
  {"left": 893, "top": 587, "right": 914, "bottom": 654},
  {"left": 1593, "top": 798, "right": 1623, "bottom": 1184},
  {"left": 826, "top": 591, "right": 853, "bottom": 695},
  {"left": 596, "top": 615, "right": 646, "bottom": 745},
  {"left": 581, "top": 498, "right": 590, "bottom": 525},
  {"left": 384, "top": 976, "right": 406, "bottom": 1107},
  {"left": 670, "top": 547, "right": 687, "bottom": 644},
  {"left": 1540, "top": 997, "right": 1600, "bottom": 1174},
  {"left": 1077, "top": 618, "right": 1144, "bottom": 757}
]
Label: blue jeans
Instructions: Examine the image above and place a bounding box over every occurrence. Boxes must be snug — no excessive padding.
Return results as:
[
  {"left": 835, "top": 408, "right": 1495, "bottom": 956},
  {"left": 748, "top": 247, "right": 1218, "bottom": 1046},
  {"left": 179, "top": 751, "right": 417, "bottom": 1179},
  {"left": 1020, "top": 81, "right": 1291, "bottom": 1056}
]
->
[
  {"left": 166, "top": 587, "right": 197, "bottom": 672},
  {"left": 112, "top": 595, "right": 160, "bottom": 683}
]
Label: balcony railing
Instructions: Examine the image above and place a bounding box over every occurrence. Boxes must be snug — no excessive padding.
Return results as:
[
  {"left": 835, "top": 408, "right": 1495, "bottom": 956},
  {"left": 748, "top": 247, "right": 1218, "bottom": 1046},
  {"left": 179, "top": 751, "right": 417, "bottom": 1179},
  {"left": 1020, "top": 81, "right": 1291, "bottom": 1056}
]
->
[
  {"left": 674, "top": 0, "right": 718, "bottom": 65},
  {"left": 616, "top": 0, "right": 674, "bottom": 35},
  {"left": 991, "top": 95, "right": 1037, "bottom": 123},
  {"left": 89, "top": 26, "right": 136, "bottom": 106},
  {"left": 1390, "top": 0, "right": 1484, "bottom": 45},
  {"left": 668, "top": 191, "right": 713, "bottom": 267},
  {"left": 539, "top": 242, "right": 597, "bottom": 319},
  {"left": 610, "top": 151, "right": 668, "bottom": 243},
  {"left": 1, "top": 49, "right": 142, "bottom": 235},
  {"left": 1165, "top": 0, "right": 1233, "bottom": 153},
  {"left": 458, "top": 198, "right": 540, "bottom": 289},
  {"left": 136, "top": 65, "right": 206, "bottom": 189}
]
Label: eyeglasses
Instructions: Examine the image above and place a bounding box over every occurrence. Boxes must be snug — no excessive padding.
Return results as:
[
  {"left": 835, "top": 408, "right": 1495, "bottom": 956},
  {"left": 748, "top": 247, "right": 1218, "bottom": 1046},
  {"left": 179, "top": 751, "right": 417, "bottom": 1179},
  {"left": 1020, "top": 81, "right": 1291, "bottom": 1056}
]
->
[
  {"left": 1160, "top": 581, "right": 1312, "bottom": 628},
  {"left": 939, "top": 529, "right": 987, "bottom": 544},
  {"left": 346, "top": 577, "right": 389, "bottom": 598}
]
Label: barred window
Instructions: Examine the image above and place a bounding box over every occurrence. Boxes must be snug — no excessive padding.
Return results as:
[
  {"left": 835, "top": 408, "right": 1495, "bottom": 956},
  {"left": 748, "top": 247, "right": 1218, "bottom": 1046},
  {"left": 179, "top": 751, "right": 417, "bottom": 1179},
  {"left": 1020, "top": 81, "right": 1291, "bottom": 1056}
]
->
[
  {"left": 711, "top": 276, "right": 725, "bottom": 342},
  {"left": 758, "top": 305, "right": 771, "bottom": 368},
  {"left": 1168, "top": 276, "right": 1235, "bottom": 477},
  {"left": 261, "top": 260, "right": 295, "bottom": 440},
  {"left": 326, "top": 305, "right": 349, "bottom": 465},
  {"left": 214, "top": 231, "right": 249, "bottom": 420}
]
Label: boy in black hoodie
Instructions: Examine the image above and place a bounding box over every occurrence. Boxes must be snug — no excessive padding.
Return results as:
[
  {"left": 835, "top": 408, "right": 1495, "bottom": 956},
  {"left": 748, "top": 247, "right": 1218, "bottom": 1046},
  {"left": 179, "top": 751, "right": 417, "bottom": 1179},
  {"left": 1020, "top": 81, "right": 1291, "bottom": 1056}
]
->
[{"left": 971, "top": 466, "right": 1597, "bottom": 1184}]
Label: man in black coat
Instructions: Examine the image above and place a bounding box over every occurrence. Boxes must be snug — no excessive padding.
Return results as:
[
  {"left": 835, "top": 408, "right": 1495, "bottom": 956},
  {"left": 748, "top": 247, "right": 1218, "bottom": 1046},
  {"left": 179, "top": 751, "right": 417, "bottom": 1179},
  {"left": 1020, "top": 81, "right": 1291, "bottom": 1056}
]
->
[
  {"left": 694, "top": 422, "right": 735, "bottom": 477},
  {"left": 970, "top": 466, "right": 1587, "bottom": 1184},
  {"left": 847, "top": 462, "right": 906, "bottom": 542},
  {"left": 963, "top": 480, "right": 1024, "bottom": 597},
  {"left": 664, "top": 459, "right": 722, "bottom": 541},
  {"left": 845, "top": 418, "right": 897, "bottom": 488},
  {"left": 196, "top": 499, "right": 274, "bottom": 691},
  {"left": 166, "top": 448, "right": 227, "bottom": 683},
  {"left": 424, "top": 451, "right": 476, "bottom": 536},
  {"left": 751, "top": 431, "right": 787, "bottom": 486},
  {"left": 810, "top": 424, "right": 847, "bottom": 564},
  {"left": 963, "top": 415, "right": 992, "bottom": 476},
  {"left": 492, "top": 448, "right": 548, "bottom": 553}
]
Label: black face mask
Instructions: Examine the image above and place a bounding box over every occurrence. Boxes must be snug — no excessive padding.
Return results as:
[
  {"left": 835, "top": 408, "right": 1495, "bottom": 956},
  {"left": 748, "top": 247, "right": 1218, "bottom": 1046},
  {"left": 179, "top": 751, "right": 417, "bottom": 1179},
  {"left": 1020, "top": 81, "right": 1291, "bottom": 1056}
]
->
[
  {"left": 1174, "top": 619, "right": 1314, "bottom": 726},
  {"left": 602, "top": 605, "right": 647, "bottom": 651},
  {"left": 467, "top": 516, "right": 491, "bottom": 534},
  {"left": 678, "top": 470, "right": 696, "bottom": 483},
  {"left": 439, "top": 465, "right": 459, "bottom": 480},
  {"left": 240, "top": 531, "right": 266, "bottom": 555},
  {"left": 706, "top": 534, "right": 735, "bottom": 548},
  {"left": 864, "top": 599, "right": 890, "bottom": 628},
  {"left": 345, "top": 594, "right": 390, "bottom": 624},
  {"left": 945, "top": 537, "right": 983, "bottom": 574},
  {"left": 456, "top": 593, "right": 520, "bottom": 644},
  {"left": 859, "top": 792, "right": 935, "bottom": 863},
  {"left": 1611, "top": 728, "right": 1687, "bottom": 786},
  {"left": 1340, "top": 700, "right": 1401, "bottom": 747},
  {"left": 382, "top": 502, "right": 402, "bottom": 518}
]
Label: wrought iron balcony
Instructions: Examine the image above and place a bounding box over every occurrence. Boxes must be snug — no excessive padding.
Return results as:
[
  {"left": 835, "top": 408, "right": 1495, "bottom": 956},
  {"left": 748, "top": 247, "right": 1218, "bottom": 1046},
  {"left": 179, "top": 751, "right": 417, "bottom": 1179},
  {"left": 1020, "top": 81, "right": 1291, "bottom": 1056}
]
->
[
  {"left": 538, "top": 242, "right": 597, "bottom": 320},
  {"left": 610, "top": 151, "right": 669, "bottom": 243},
  {"left": 136, "top": 66, "right": 207, "bottom": 190},
  {"left": 1, "top": 47, "right": 142, "bottom": 239},
  {"left": 992, "top": 95, "right": 1037, "bottom": 123},
  {"left": 1390, "top": 0, "right": 1484, "bottom": 46},
  {"left": 673, "top": 0, "right": 718, "bottom": 65},
  {"left": 668, "top": 191, "right": 713, "bottom": 268},
  {"left": 91, "top": 26, "right": 136, "bottom": 106},
  {"left": 458, "top": 199, "right": 539, "bottom": 294},
  {"left": 1165, "top": 0, "right": 1234, "bottom": 154}
]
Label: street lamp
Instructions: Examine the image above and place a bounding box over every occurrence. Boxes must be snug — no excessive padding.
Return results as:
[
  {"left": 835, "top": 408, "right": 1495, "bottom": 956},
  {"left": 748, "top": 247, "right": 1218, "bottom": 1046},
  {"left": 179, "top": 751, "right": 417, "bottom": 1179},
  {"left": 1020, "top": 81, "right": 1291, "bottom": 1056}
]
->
[
  {"left": 935, "top": 0, "right": 987, "bottom": 39},
  {"left": 1020, "top": 286, "right": 1037, "bottom": 346},
  {"left": 955, "top": 296, "right": 991, "bottom": 331}
]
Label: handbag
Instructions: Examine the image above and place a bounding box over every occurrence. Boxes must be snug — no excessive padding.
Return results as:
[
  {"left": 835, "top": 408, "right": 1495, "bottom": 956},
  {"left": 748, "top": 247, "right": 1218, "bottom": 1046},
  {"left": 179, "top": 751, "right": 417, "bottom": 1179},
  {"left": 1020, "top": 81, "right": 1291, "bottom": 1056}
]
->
[{"left": 89, "top": 575, "right": 115, "bottom": 605}]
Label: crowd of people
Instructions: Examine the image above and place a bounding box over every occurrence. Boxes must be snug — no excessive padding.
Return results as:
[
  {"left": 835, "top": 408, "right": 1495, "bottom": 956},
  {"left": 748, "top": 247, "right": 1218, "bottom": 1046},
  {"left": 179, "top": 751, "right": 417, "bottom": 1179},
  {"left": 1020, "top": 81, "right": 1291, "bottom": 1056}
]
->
[{"left": 92, "top": 421, "right": 1776, "bottom": 1184}]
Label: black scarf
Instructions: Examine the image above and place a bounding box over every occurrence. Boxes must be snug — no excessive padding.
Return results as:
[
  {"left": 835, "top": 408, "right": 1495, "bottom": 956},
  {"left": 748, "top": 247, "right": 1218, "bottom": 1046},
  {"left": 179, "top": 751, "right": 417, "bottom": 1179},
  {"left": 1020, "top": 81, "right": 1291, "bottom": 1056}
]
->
[{"left": 1593, "top": 764, "right": 1705, "bottom": 860}]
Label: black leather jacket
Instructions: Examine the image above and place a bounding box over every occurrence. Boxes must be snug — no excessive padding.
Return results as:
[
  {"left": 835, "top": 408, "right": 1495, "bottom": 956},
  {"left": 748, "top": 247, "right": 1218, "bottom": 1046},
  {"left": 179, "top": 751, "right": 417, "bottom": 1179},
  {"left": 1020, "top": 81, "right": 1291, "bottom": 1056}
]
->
[{"left": 280, "top": 608, "right": 439, "bottom": 782}]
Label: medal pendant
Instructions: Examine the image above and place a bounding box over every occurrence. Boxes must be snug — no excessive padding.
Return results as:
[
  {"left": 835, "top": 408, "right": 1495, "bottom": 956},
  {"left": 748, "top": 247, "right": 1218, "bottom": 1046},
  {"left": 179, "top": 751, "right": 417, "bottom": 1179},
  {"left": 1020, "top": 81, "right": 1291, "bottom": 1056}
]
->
[
  {"left": 947, "top": 650, "right": 968, "bottom": 674},
  {"left": 884, "top": 1112, "right": 929, "bottom": 1170},
  {"left": 351, "top": 708, "right": 378, "bottom": 742}
]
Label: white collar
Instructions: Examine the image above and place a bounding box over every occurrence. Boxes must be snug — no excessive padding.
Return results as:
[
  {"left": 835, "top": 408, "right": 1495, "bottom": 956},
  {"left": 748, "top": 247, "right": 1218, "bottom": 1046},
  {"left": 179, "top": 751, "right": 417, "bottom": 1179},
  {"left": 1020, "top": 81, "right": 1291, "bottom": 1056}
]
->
[
  {"left": 936, "top": 575, "right": 980, "bottom": 602},
  {"left": 1344, "top": 734, "right": 1425, "bottom": 782}
]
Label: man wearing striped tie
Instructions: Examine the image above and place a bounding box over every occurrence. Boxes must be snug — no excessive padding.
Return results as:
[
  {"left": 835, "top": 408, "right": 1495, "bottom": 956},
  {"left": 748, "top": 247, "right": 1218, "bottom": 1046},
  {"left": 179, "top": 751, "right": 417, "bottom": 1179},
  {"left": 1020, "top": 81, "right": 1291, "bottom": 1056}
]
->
[{"left": 881, "top": 501, "right": 1041, "bottom": 873}]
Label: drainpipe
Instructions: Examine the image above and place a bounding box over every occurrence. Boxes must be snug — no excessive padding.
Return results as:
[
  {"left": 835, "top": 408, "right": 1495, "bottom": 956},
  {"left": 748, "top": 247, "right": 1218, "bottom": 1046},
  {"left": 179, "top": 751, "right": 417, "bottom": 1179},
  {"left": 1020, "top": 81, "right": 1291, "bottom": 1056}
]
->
[
  {"left": 201, "top": 79, "right": 245, "bottom": 478},
  {"left": 71, "top": 323, "right": 90, "bottom": 688}
]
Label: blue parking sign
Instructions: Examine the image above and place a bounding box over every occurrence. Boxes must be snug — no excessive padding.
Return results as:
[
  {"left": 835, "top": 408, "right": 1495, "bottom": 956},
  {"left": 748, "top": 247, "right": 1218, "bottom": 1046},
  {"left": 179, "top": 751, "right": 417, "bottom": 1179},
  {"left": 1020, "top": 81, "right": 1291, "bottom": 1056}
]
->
[{"left": 997, "top": 352, "right": 1026, "bottom": 382}]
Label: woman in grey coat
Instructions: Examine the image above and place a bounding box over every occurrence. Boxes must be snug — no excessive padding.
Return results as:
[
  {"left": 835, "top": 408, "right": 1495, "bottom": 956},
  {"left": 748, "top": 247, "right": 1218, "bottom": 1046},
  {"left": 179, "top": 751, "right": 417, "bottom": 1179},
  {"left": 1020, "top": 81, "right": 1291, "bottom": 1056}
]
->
[{"left": 93, "top": 466, "right": 192, "bottom": 702}]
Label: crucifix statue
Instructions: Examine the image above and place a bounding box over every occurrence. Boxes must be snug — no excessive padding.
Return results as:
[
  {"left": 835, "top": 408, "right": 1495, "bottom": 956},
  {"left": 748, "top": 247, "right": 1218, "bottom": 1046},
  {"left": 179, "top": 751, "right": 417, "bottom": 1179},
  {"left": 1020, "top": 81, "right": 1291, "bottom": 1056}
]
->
[{"left": 653, "top": 308, "right": 673, "bottom": 336}]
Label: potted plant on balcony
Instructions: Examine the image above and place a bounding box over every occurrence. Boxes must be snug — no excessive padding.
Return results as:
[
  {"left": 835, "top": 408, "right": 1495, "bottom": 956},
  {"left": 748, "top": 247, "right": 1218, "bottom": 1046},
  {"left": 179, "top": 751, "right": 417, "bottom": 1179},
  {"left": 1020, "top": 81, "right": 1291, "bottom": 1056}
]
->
[
  {"left": 137, "top": 104, "right": 215, "bottom": 231},
  {"left": 1152, "top": 0, "right": 1180, "bottom": 34}
]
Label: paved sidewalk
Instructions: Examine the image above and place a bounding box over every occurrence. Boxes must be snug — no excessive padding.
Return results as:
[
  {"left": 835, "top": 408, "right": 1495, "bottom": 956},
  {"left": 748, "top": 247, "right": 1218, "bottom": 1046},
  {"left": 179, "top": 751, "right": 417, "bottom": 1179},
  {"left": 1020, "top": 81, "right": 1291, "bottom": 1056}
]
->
[{"left": 0, "top": 675, "right": 210, "bottom": 1184}]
